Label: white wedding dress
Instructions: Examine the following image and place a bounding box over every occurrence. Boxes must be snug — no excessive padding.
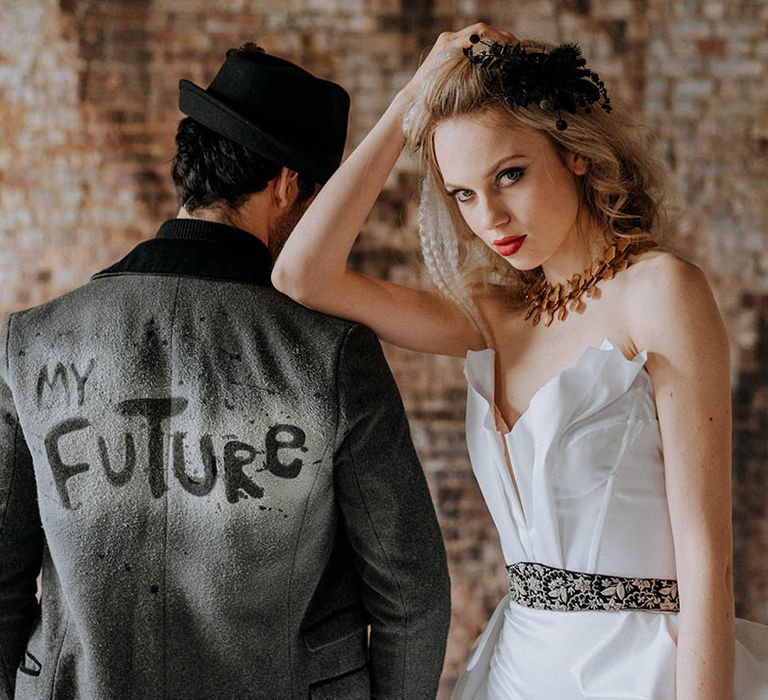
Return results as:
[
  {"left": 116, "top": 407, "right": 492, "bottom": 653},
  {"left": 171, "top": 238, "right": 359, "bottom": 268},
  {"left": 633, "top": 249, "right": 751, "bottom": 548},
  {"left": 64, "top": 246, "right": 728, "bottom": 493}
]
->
[{"left": 452, "top": 337, "right": 768, "bottom": 699}]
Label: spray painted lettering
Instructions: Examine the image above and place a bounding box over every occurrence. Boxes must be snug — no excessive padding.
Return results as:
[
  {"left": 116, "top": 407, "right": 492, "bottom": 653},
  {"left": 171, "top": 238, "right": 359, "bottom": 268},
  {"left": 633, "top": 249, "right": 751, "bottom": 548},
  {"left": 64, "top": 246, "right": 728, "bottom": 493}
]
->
[
  {"left": 37, "top": 360, "right": 95, "bottom": 408},
  {"left": 44, "top": 396, "right": 309, "bottom": 510}
]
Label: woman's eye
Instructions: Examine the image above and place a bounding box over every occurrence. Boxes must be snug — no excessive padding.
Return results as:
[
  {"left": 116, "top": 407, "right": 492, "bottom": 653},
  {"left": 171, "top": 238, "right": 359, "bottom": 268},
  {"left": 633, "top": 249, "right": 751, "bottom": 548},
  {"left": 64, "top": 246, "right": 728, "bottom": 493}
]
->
[
  {"left": 498, "top": 167, "right": 525, "bottom": 185},
  {"left": 450, "top": 188, "right": 474, "bottom": 202}
]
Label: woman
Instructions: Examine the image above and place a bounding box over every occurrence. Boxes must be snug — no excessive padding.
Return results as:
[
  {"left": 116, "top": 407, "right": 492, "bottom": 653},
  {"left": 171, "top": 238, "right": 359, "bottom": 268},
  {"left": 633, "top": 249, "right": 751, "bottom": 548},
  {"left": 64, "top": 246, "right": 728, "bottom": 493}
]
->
[{"left": 272, "top": 24, "right": 768, "bottom": 699}]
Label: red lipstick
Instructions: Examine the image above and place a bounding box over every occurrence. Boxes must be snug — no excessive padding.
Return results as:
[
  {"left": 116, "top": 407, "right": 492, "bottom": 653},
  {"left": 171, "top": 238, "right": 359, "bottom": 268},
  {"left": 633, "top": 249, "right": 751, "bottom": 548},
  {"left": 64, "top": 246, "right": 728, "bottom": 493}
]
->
[{"left": 493, "top": 235, "right": 526, "bottom": 256}]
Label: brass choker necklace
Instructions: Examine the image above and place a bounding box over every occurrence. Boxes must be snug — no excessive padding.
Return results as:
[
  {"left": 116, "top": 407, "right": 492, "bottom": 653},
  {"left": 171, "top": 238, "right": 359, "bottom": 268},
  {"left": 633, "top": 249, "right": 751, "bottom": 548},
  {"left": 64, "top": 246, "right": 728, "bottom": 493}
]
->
[{"left": 523, "top": 235, "right": 658, "bottom": 327}]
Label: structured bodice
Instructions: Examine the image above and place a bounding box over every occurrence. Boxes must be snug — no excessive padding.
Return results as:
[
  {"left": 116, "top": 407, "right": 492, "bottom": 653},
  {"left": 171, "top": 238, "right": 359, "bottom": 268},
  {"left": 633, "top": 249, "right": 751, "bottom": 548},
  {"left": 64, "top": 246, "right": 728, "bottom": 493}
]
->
[
  {"left": 456, "top": 338, "right": 768, "bottom": 700},
  {"left": 464, "top": 337, "right": 677, "bottom": 580}
]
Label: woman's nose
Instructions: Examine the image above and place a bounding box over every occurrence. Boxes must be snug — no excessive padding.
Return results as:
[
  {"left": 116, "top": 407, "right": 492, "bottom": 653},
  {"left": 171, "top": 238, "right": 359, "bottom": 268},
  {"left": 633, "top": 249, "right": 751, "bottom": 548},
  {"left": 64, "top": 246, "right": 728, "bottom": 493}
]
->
[{"left": 477, "top": 195, "right": 511, "bottom": 231}]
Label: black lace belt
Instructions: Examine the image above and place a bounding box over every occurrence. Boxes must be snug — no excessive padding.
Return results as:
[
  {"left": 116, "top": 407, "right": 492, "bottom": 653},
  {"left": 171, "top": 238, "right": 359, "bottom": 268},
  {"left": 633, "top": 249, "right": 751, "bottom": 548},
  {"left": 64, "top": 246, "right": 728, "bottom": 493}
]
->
[{"left": 506, "top": 562, "right": 680, "bottom": 612}]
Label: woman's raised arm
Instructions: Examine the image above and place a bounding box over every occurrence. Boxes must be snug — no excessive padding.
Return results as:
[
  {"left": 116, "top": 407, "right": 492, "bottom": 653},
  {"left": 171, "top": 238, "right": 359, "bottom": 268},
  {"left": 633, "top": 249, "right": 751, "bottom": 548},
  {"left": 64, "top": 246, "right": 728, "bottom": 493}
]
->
[{"left": 271, "top": 24, "right": 515, "bottom": 356}]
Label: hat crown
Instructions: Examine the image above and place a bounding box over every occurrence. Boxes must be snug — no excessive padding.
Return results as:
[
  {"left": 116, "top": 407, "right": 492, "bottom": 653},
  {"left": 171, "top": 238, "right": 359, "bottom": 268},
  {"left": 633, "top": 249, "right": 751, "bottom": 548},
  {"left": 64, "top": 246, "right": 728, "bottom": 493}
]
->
[{"left": 178, "top": 47, "right": 350, "bottom": 184}]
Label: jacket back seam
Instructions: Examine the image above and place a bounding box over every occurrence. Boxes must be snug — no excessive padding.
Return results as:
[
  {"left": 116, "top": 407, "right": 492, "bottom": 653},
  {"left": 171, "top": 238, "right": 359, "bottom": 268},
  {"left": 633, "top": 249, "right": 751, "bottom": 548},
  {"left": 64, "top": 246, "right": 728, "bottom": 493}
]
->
[
  {"left": 341, "top": 435, "right": 410, "bottom": 696},
  {"left": 336, "top": 326, "right": 410, "bottom": 696}
]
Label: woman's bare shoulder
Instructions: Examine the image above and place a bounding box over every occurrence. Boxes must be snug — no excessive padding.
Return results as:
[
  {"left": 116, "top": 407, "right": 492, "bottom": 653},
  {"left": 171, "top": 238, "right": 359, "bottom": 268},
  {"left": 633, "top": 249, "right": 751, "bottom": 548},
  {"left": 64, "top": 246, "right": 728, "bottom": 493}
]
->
[
  {"left": 622, "top": 248, "right": 722, "bottom": 353},
  {"left": 622, "top": 248, "right": 707, "bottom": 299}
]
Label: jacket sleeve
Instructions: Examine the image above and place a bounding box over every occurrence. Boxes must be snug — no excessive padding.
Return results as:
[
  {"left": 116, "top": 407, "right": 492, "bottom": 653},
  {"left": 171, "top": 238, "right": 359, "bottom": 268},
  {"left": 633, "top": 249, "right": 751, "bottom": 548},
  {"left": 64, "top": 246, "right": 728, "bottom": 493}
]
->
[
  {"left": 333, "top": 323, "right": 451, "bottom": 699},
  {"left": 0, "top": 315, "right": 43, "bottom": 697}
]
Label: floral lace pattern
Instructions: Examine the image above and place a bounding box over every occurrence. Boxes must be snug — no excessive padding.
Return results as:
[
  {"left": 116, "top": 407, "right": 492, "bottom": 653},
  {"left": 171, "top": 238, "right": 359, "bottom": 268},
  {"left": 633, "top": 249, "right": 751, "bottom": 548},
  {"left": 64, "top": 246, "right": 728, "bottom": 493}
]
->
[{"left": 507, "top": 561, "right": 680, "bottom": 612}]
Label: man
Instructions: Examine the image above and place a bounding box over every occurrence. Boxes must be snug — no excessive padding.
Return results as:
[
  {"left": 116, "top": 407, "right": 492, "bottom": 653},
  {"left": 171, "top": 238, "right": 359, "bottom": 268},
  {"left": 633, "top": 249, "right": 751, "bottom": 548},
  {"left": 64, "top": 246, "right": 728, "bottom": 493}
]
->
[{"left": 0, "top": 44, "right": 450, "bottom": 699}]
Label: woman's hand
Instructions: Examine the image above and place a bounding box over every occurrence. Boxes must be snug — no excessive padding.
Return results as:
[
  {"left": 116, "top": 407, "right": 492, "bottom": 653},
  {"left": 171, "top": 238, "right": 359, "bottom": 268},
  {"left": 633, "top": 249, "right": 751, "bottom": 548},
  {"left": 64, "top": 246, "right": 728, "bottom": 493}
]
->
[{"left": 400, "top": 23, "right": 518, "bottom": 103}]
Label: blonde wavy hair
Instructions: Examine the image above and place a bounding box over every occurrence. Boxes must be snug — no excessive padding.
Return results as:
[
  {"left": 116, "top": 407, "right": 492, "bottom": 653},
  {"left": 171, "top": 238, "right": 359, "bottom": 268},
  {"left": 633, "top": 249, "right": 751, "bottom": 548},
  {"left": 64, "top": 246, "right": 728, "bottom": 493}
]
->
[{"left": 406, "top": 39, "right": 672, "bottom": 313}]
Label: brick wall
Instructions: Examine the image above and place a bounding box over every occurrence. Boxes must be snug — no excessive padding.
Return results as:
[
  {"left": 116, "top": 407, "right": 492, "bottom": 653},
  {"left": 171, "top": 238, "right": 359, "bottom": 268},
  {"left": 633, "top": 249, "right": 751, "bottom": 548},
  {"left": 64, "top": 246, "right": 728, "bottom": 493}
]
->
[{"left": 1, "top": 0, "right": 766, "bottom": 687}]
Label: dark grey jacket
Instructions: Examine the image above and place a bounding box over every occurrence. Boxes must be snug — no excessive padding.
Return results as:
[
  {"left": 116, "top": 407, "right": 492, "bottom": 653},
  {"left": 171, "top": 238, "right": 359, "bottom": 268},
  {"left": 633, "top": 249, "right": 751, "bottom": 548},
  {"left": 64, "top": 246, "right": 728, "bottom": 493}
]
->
[{"left": 0, "top": 219, "right": 450, "bottom": 699}]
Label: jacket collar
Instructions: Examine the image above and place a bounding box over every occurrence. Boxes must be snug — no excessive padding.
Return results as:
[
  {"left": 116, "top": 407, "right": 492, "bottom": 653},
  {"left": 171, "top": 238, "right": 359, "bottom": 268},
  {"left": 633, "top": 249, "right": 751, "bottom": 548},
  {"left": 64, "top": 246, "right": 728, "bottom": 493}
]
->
[{"left": 92, "top": 218, "right": 273, "bottom": 286}]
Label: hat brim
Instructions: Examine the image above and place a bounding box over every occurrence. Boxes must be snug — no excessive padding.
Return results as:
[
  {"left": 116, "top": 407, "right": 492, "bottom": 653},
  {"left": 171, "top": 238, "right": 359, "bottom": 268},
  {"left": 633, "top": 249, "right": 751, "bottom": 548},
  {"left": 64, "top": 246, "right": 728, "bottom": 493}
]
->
[{"left": 179, "top": 79, "right": 329, "bottom": 184}]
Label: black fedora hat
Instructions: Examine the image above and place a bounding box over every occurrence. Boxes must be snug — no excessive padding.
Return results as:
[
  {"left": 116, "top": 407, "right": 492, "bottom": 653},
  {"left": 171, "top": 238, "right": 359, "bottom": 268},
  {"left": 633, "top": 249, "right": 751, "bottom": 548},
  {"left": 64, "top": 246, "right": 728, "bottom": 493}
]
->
[{"left": 179, "top": 46, "right": 350, "bottom": 184}]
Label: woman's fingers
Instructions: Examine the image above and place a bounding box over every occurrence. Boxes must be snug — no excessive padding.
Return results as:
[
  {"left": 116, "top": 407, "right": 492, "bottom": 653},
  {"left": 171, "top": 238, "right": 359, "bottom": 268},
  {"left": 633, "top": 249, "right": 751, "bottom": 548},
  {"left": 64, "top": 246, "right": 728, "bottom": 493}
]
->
[
  {"left": 432, "top": 23, "right": 518, "bottom": 63},
  {"left": 402, "top": 23, "right": 518, "bottom": 100},
  {"left": 450, "top": 22, "right": 518, "bottom": 47}
]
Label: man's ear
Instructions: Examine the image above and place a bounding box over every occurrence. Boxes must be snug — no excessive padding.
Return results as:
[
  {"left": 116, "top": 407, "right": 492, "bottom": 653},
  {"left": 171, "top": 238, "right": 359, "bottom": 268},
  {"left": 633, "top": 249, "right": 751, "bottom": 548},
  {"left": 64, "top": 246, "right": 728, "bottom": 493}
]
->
[
  {"left": 272, "top": 167, "right": 300, "bottom": 210},
  {"left": 565, "top": 151, "right": 588, "bottom": 176}
]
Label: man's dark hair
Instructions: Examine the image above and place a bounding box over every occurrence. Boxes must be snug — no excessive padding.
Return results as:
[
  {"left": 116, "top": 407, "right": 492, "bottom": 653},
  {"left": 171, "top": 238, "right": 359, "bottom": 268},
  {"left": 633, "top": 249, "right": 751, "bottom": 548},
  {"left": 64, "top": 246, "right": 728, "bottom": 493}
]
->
[{"left": 171, "top": 117, "right": 317, "bottom": 213}]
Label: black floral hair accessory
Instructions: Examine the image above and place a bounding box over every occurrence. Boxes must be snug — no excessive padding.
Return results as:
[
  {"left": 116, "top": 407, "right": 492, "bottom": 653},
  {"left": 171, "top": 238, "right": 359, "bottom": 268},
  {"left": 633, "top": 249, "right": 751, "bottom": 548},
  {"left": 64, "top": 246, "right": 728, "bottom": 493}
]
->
[{"left": 464, "top": 35, "right": 611, "bottom": 131}]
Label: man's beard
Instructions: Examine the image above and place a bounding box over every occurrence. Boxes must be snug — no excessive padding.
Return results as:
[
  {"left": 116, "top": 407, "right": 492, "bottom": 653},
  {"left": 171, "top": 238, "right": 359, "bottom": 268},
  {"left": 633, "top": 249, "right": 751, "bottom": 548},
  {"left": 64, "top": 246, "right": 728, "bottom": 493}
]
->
[{"left": 267, "top": 198, "right": 310, "bottom": 262}]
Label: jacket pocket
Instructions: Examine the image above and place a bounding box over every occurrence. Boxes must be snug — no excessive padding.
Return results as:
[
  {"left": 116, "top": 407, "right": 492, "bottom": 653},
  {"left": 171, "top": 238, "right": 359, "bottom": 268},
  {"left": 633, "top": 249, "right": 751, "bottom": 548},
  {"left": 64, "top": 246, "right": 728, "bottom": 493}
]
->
[
  {"left": 309, "top": 662, "right": 369, "bottom": 700},
  {"left": 303, "top": 602, "right": 368, "bottom": 651},
  {"left": 303, "top": 606, "right": 369, "bottom": 693}
]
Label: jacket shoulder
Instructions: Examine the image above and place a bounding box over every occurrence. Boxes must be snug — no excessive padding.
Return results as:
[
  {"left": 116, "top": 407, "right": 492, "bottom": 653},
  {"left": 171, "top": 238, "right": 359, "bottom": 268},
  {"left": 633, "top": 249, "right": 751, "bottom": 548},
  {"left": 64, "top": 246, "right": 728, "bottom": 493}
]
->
[{"left": 265, "top": 287, "right": 358, "bottom": 338}]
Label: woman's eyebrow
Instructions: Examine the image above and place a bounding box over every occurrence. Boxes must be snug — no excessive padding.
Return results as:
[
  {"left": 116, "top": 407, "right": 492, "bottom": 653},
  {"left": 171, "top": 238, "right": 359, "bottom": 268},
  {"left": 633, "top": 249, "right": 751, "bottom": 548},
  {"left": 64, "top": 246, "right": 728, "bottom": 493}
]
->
[
  {"left": 484, "top": 154, "right": 526, "bottom": 177},
  {"left": 443, "top": 154, "right": 527, "bottom": 190}
]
